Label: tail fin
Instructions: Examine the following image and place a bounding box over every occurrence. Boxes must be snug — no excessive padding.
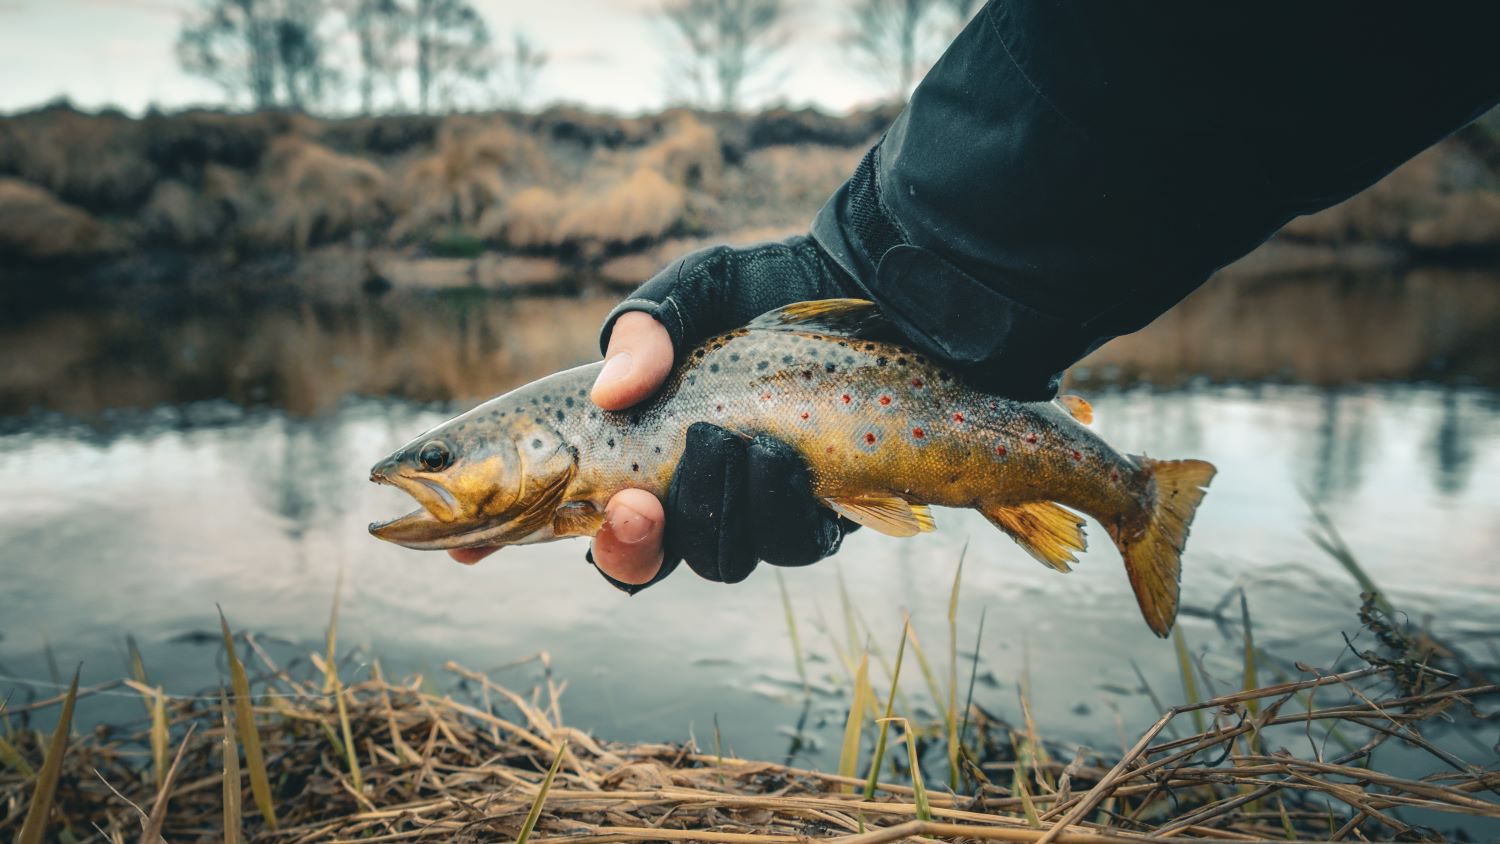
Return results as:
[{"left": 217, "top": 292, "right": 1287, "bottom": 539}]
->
[{"left": 1117, "top": 458, "right": 1217, "bottom": 637}]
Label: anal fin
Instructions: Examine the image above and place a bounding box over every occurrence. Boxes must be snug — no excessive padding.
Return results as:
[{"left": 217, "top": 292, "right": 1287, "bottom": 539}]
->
[
  {"left": 981, "top": 501, "right": 1088, "bottom": 572},
  {"left": 826, "top": 494, "right": 936, "bottom": 537}
]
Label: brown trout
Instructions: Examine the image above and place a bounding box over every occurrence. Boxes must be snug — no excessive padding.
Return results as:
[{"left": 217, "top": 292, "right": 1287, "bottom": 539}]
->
[{"left": 370, "top": 299, "right": 1215, "bottom": 635}]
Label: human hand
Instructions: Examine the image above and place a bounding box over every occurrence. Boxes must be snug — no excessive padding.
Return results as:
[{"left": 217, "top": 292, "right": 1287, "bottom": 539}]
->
[{"left": 450, "top": 235, "right": 856, "bottom": 587}]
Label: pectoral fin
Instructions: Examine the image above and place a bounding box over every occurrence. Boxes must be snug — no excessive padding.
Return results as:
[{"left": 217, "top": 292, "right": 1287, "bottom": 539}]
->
[
  {"left": 826, "top": 495, "right": 936, "bottom": 537},
  {"left": 981, "top": 501, "right": 1087, "bottom": 572},
  {"left": 553, "top": 502, "right": 604, "bottom": 538}
]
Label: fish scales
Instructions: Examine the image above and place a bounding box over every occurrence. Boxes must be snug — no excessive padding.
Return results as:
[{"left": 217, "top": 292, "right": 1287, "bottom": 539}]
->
[{"left": 369, "top": 300, "right": 1216, "bottom": 636}]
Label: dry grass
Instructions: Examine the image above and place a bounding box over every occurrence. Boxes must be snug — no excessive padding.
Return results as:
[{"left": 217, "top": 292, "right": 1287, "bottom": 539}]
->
[
  {"left": 0, "top": 602, "right": 1495, "bottom": 843},
  {"left": 255, "top": 137, "right": 388, "bottom": 251},
  {"left": 0, "top": 177, "right": 117, "bottom": 258},
  {"left": 638, "top": 113, "right": 724, "bottom": 189},
  {"left": 477, "top": 185, "right": 567, "bottom": 248},
  {"left": 390, "top": 118, "right": 549, "bottom": 242},
  {"left": 554, "top": 166, "right": 687, "bottom": 248}
]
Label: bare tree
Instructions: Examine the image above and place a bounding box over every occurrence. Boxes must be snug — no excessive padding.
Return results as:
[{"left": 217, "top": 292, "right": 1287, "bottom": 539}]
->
[
  {"left": 178, "top": 0, "right": 279, "bottom": 108},
  {"left": 660, "top": 0, "right": 786, "bottom": 112},
  {"left": 347, "top": 0, "right": 407, "bottom": 114},
  {"left": 412, "top": 0, "right": 491, "bottom": 113},
  {"left": 496, "top": 30, "right": 549, "bottom": 111},
  {"left": 844, "top": 0, "right": 946, "bottom": 99},
  {"left": 178, "top": 0, "right": 337, "bottom": 111}
]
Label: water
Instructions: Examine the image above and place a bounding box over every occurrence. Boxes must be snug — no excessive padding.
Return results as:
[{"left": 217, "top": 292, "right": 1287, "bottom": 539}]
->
[{"left": 1, "top": 270, "right": 1497, "bottom": 786}]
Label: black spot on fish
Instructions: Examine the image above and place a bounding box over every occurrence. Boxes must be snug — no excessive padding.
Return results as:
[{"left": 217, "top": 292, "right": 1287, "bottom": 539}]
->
[
  {"left": 490, "top": 411, "right": 501, "bottom": 420},
  {"left": 876, "top": 357, "right": 889, "bottom": 367},
  {"left": 896, "top": 357, "right": 907, "bottom": 365},
  {"left": 543, "top": 394, "right": 552, "bottom": 404},
  {"left": 864, "top": 343, "right": 875, "bottom": 351},
  {"left": 730, "top": 352, "right": 740, "bottom": 362},
  {"left": 782, "top": 354, "right": 794, "bottom": 364},
  {"left": 709, "top": 363, "right": 720, "bottom": 373},
  {"left": 844, "top": 355, "right": 854, "bottom": 365},
  {"left": 534, "top": 417, "right": 545, "bottom": 425},
  {"left": 631, "top": 462, "right": 639, "bottom": 472},
  {"left": 530, "top": 397, "right": 538, "bottom": 405},
  {"left": 693, "top": 349, "right": 705, "bottom": 359},
  {"left": 565, "top": 397, "right": 575, "bottom": 408},
  {"left": 531, "top": 438, "right": 542, "bottom": 449},
  {"left": 687, "top": 374, "right": 697, "bottom": 386},
  {"left": 757, "top": 360, "right": 769, "bottom": 371},
  {"left": 555, "top": 410, "right": 565, "bottom": 422},
  {"left": 654, "top": 445, "right": 662, "bottom": 454},
  {"left": 607, "top": 437, "right": 615, "bottom": 448},
  {"left": 629, "top": 414, "right": 640, "bottom": 425}
]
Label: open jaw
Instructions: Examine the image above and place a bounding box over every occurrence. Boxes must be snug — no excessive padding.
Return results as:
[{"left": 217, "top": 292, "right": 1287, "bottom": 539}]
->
[{"left": 368, "top": 508, "right": 497, "bottom": 550}]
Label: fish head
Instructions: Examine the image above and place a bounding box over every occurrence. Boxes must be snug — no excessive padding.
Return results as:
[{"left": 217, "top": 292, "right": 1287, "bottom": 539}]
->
[{"left": 368, "top": 402, "right": 577, "bottom": 550}]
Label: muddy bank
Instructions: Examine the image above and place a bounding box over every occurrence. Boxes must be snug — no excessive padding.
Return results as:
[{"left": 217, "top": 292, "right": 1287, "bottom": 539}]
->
[{"left": 2, "top": 104, "right": 1499, "bottom": 296}]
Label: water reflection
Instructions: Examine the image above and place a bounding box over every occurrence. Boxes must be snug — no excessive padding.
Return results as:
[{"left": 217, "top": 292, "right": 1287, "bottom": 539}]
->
[{"left": 3, "top": 268, "right": 1500, "bottom": 420}]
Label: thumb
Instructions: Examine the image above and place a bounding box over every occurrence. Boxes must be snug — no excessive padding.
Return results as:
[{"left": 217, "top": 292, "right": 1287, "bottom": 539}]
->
[{"left": 590, "top": 311, "right": 675, "bottom": 411}]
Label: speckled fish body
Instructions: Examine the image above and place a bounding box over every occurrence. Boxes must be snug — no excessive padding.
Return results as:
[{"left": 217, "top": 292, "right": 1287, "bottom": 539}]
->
[{"left": 370, "top": 300, "right": 1215, "bottom": 635}]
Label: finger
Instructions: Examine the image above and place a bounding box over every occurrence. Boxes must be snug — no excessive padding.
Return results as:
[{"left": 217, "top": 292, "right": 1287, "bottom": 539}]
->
[
  {"left": 591, "top": 311, "right": 674, "bottom": 411},
  {"left": 590, "top": 488, "right": 666, "bottom": 585},
  {"left": 448, "top": 546, "right": 499, "bottom": 565},
  {"left": 746, "top": 436, "right": 845, "bottom": 566}
]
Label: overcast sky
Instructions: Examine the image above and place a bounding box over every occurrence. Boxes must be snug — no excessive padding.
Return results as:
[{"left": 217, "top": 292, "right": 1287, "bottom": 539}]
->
[{"left": 0, "top": 0, "right": 909, "bottom": 116}]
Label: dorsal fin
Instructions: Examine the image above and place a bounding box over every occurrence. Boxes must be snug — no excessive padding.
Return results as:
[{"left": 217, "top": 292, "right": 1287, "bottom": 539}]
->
[
  {"left": 1057, "top": 395, "right": 1093, "bottom": 425},
  {"left": 748, "top": 299, "right": 901, "bottom": 341}
]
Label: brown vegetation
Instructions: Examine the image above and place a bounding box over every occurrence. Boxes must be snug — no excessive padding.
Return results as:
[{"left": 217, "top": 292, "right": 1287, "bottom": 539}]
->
[
  {"left": 2, "top": 103, "right": 1499, "bottom": 287},
  {"left": 0, "top": 178, "right": 118, "bottom": 258}
]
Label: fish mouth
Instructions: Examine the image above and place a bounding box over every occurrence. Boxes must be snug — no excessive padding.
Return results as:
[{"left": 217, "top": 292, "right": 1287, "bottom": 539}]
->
[{"left": 368, "top": 508, "right": 496, "bottom": 550}]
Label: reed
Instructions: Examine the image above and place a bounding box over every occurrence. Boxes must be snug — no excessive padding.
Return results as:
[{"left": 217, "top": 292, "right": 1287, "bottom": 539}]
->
[{"left": 14, "top": 667, "right": 76, "bottom": 844}]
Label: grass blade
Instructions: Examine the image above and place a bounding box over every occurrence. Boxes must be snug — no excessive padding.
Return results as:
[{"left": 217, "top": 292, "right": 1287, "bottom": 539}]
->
[
  {"left": 888, "top": 717, "right": 932, "bottom": 822},
  {"left": 837, "top": 652, "right": 872, "bottom": 791},
  {"left": 221, "top": 690, "right": 243, "bottom": 844},
  {"left": 1172, "top": 625, "right": 1207, "bottom": 734},
  {"left": 904, "top": 626, "right": 947, "bottom": 724},
  {"left": 774, "top": 570, "right": 808, "bottom": 691},
  {"left": 325, "top": 572, "right": 364, "bottom": 793},
  {"left": 946, "top": 546, "right": 966, "bottom": 791},
  {"left": 16, "top": 666, "right": 78, "bottom": 844},
  {"left": 150, "top": 687, "right": 168, "bottom": 789},
  {"left": 515, "top": 739, "right": 568, "bottom": 844},
  {"left": 220, "top": 608, "right": 278, "bottom": 831},
  {"left": 0, "top": 731, "right": 33, "bottom": 778},
  {"left": 863, "top": 617, "right": 910, "bottom": 800},
  {"left": 140, "top": 723, "right": 195, "bottom": 844}
]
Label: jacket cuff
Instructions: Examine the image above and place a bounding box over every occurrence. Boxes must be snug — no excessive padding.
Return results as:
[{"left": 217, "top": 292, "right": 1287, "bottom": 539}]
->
[{"left": 586, "top": 548, "right": 683, "bottom": 595}]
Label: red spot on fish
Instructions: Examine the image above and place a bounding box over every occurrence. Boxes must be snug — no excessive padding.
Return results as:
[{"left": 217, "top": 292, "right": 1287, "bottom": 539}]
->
[
  {"left": 826, "top": 446, "right": 835, "bottom": 454},
  {"left": 1110, "top": 470, "right": 1120, "bottom": 481},
  {"left": 911, "top": 378, "right": 924, "bottom": 388},
  {"left": 1071, "top": 450, "right": 1082, "bottom": 461},
  {"left": 761, "top": 391, "right": 771, "bottom": 401},
  {"left": 841, "top": 393, "right": 852, "bottom": 404},
  {"left": 912, "top": 427, "right": 925, "bottom": 439},
  {"left": 1026, "top": 433, "right": 1038, "bottom": 444},
  {"left": 995, "top": 444, "right": 1007, "bottom": 456},
  {"left": 800, "top": 411, "right": 810, "bottom": 420},
  {"left": 878, "top": 395, "right": 892, "bottom": 406},
  {"left": 865, "top": 432, "right": 877, "bottom": 444},
  {"left": 952, "top": 412, "right": 965, "bottom": 423}
]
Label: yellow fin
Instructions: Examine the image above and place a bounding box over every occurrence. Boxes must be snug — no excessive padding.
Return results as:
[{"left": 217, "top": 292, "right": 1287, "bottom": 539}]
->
[
  {"left": 981, "top": 501, "right": 1088, "bottom": 572},
  {"left": 1057, "top": 395, "right": 1093, "bottom": 425},
  {"left": 1114, "top": 457, "right": 1217, "bottom": 637},
  {"left": 553, "top": 502, "right": 604, "bottom": 538},
  {"left": 825, "top": 494, "right": 935, "bottom": 537}
]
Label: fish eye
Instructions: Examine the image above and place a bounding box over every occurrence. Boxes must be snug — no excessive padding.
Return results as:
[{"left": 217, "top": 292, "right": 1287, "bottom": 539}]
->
[{"left": 417, "top": 441, "right": 452, "bottom": 472}]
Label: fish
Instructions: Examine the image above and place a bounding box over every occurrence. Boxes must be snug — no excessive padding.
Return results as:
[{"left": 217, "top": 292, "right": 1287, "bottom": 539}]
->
[{"left": 369, "top": 299, "right": 1216, "bottom": 636}]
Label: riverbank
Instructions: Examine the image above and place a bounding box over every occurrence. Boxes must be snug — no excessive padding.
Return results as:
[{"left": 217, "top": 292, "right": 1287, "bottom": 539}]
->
[
  {"left": 3, "top": 592, "right": 1496, "bottom": 843},
  {"left": 3, "top": 103, "right": 1500, "bottom": 296}
]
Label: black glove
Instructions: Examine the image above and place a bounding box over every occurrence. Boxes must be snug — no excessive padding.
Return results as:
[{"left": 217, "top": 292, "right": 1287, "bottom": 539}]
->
[
  {"left": 598, "top": 234, "right": 855, "bottom": 360},
  {"left": 589, "top": 423, "right": 857, "bottom": 594}
]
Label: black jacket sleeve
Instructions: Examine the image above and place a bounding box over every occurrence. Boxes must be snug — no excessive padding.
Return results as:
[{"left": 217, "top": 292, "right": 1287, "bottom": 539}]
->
[{"left": 812, "top": 1, "right": 1500, "bottom": 400}]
